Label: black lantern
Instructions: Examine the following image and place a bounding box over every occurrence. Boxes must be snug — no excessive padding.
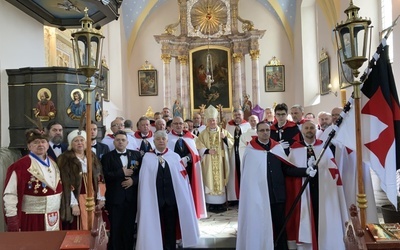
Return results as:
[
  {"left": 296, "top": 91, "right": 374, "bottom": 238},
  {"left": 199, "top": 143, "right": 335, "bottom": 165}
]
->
[{"left": 334, "top": 0, "right": 371, "bottom": 77}]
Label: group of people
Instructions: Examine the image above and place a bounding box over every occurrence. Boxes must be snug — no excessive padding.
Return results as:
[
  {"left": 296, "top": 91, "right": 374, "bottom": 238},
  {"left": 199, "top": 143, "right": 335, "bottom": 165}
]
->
[{"left": 3, "top": 102, "right": 371, "bottom": 250}]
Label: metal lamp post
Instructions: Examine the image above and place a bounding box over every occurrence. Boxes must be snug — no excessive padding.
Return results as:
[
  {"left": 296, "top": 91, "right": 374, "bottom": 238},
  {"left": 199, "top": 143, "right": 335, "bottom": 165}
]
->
[
  {"left": 334, "top": 0, "right": 371, "bottom": 228},
  {"left": 71, "top": 8, "right": 105, "bottom": 231}
]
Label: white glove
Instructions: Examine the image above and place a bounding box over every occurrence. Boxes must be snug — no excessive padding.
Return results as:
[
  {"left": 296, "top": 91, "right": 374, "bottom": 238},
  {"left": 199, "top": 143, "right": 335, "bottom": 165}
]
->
[
  {"left": 306, "top": 156, "right": 317, "bottom": 177},
  {"left": 279, "top": 140, "right": 290, "bottom": 149},
  {"left": 307, "top": 156, "right": 316, "bottom": 168},
  {"left": 306, "top": 166, "right": 317, "bottom": 177},
  {"left": 181, "top": 156, "right": 189, "bottom": 167}
]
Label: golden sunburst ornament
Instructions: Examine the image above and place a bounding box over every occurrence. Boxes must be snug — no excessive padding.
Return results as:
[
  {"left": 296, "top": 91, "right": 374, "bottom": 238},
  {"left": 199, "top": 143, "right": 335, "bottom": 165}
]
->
[{"left": 190, "top": 0, "right": 228, "bottom": 35}]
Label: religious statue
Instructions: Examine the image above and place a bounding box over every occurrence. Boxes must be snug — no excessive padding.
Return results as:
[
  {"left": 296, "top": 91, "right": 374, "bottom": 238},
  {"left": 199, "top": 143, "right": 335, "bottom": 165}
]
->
[
  {"left": 172, "top": 99, "right": 183, "bottom": 118},
  {"left": 241, "top": 93, "right": 252, "bottom": 121},
  {"left": 145, "top": 106, "right": 154, "bottom": 119}
]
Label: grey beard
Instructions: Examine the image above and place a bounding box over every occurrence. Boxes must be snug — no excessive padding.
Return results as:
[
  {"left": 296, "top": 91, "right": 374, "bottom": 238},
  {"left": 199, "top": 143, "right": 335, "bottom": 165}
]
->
[{"left": 51, "top": 135, "right": 63, "bottom": 144}]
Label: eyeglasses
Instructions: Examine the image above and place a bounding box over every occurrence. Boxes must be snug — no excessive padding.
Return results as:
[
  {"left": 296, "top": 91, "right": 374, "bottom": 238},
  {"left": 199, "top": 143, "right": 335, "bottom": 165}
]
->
[{"left": 112, "top": 124, "right": 124, "bottom": 127}]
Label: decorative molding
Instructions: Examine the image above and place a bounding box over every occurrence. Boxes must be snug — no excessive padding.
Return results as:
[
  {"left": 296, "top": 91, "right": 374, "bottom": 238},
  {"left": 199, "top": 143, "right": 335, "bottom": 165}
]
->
[{"left": 249, "top": 50, "right": 260, "bottom": 60}]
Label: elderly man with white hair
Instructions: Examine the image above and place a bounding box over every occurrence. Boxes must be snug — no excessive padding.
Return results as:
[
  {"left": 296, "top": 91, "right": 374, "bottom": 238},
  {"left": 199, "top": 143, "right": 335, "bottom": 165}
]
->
[{"left": 137, "top": 130, "right": 199, "bottom": 250}]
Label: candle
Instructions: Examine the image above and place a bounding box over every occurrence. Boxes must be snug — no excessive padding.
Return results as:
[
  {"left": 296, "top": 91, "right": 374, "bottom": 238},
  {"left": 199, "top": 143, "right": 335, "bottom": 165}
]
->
[{"left": 341, "top": 89, "right": 347, "bottom": 107}]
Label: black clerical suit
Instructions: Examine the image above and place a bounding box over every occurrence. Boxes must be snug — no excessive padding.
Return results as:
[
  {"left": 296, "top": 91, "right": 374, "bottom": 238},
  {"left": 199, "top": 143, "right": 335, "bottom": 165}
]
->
[
  {"left": 256, "top": 139, "right": 308, "bottom": 250},
  {"left": 101, "top": 149, "right": 142, "bottom": 250}
]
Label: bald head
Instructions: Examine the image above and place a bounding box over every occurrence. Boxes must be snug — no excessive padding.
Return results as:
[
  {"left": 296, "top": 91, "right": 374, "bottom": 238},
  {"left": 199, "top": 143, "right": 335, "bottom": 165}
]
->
[{"left": 248, "top": 115, "right": 259, "bottom": 128}]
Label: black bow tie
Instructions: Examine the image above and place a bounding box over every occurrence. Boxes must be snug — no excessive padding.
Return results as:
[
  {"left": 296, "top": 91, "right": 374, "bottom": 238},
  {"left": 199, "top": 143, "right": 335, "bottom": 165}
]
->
[
  {"left": 156, "top": 151, "right": 166, "bottom": 156},
  {"left": 91, "top": 144, "right": 97, "bottom": 148},
  {"left": 178, "top": 133, "right": 184, "bottom": 137},
  {"left": 118, "top": 152, "right": 127, "bottom": 156},
  {"left": 193, "top": 126, "right": 200, "bottom": 129},
  {"left": 53, "top": 144, "right": 61, "bottom": 149}
]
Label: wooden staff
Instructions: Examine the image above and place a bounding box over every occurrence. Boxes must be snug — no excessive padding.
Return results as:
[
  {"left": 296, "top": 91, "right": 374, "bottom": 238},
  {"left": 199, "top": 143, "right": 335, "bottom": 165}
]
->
[{"left": 216, "top": 104, "right": 228, "bottom": 210}]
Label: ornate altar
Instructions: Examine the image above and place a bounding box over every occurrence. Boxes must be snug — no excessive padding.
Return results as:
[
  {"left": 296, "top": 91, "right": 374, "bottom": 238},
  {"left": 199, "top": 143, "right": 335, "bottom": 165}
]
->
[{"left": 154, "top": 0, "right": 265, "bottom": 118}]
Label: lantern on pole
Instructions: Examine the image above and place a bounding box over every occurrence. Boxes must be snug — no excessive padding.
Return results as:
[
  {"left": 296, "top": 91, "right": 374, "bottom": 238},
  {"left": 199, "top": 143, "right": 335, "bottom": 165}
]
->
[
  {"left": 71, "top": 7, "right": 105, "bottom": 230},
  {"left": 334, "top": 0, "right": 371, "bottom": 228}
]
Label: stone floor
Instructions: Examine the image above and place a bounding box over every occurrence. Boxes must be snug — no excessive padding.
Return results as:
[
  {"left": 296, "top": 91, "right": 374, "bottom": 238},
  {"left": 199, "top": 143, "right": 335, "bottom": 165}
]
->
[
  {"left": 186, "top": 205, "right": 237, "bottom": 249},
  {"left": 184, "top": 205, "right": 385, "bottom": 249}
]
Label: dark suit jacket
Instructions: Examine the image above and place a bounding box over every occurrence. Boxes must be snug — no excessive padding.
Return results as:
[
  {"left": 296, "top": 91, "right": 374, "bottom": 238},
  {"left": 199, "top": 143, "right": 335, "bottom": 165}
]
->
[
  {"left": 94, "top": 142, "right": 110, "bottom": 160},
  {"left": 101, "top": 149, "right": 142, "bottom": 206},
  {"left": 47, "top": 143, "right": 68, "bottom": 161}
]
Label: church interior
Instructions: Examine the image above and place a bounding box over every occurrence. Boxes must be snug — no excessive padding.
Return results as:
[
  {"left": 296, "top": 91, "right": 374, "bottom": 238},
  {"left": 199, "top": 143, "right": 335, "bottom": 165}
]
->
[{"left": 0, "top": 0, "right": 400, "bottom": 249}]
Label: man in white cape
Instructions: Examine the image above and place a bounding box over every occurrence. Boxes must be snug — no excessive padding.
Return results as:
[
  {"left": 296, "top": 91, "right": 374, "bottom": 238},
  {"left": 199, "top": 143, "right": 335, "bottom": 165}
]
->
[
  {"left": 237, "top": 122, "right": 313, "bottom": 250},
  {"left": 167, "top": 116, "right": 207, "bottom": 219},
  {"left": 287, "top": 120, "right": 348, "bottom": 250},
  {"left": 136, "top": 130, "right": 199, "bottom": 250}
]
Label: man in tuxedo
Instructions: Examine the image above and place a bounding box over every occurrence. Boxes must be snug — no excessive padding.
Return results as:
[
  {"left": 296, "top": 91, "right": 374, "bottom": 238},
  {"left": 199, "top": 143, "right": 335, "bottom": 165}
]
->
[
  {"left": 46, "top": 121, "right": 67, "bottom": 160},
  {"left": 89, "top": 120, "right": 110, "bottom": 160},
  {"left": 101, "top": 130, "right": 142, "bottom": 250}
]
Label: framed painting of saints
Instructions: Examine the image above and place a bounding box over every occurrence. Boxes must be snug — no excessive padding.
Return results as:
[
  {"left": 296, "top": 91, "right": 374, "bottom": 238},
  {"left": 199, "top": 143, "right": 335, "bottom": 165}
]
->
[{"left": 189, "top": 45, "right": 232, "bottom": 114}]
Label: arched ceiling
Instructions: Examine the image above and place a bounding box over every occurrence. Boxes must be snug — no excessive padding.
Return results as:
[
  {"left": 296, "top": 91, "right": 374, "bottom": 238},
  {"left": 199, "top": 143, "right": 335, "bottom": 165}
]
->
[{"left": 122, "top": 0, "right": 297, "bottom": 52}]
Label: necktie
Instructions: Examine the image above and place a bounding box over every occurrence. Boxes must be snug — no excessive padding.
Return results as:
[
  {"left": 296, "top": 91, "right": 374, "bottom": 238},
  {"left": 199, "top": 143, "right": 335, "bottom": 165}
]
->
[
  {"left": 53, "top": 144, "right": 61, "bottom": 149},
  {"left": 118, "top": 152, "right": 127, "bottom": 156}
]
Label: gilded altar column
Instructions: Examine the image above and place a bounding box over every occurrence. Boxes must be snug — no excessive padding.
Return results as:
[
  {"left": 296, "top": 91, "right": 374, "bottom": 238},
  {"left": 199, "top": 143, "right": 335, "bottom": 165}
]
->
[
  {"left": 233, "top": 52, "right": 243, "bottom": 109},
  {"left": 250, "top": 49, "right": 260, "bottom": 105},
  {"left": 161, "top": 54, "right": 172, "bottom": 108},
  {"left": 178, "top": 55, "right": 188, "bottom": 119}
]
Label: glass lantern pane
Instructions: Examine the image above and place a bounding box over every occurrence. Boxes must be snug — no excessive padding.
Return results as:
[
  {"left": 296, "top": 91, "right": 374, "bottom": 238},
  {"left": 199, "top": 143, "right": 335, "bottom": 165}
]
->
[
  {"left": 78, "top": 39, "right": 88, "bottom": 67},
  {"left": 340, "top": 27, "right": 351, "bottom": 59},
  {"left": 354, "top": 25, "right": 366, "bottom": 58}
]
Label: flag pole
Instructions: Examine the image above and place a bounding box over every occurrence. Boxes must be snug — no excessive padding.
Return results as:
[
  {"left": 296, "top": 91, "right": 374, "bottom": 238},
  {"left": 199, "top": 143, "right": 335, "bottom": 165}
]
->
[{"left": 275, "top": 19, "right": 398, "bottom": 245}]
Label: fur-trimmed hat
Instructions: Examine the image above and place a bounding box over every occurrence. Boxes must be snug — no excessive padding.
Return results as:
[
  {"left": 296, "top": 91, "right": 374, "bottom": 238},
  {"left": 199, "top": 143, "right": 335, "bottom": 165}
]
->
[
  {"left": 26, "top": 129, "right": 49, "bottom": 144},
  {"left": 67, "top": 129, "right": 87, "bottom": 150}
]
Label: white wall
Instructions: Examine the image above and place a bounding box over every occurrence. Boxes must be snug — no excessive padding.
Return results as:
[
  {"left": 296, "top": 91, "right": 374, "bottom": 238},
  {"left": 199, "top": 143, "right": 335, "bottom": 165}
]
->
[{"left": 0, "top": 0, "right": 45, "bottom": 147}]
